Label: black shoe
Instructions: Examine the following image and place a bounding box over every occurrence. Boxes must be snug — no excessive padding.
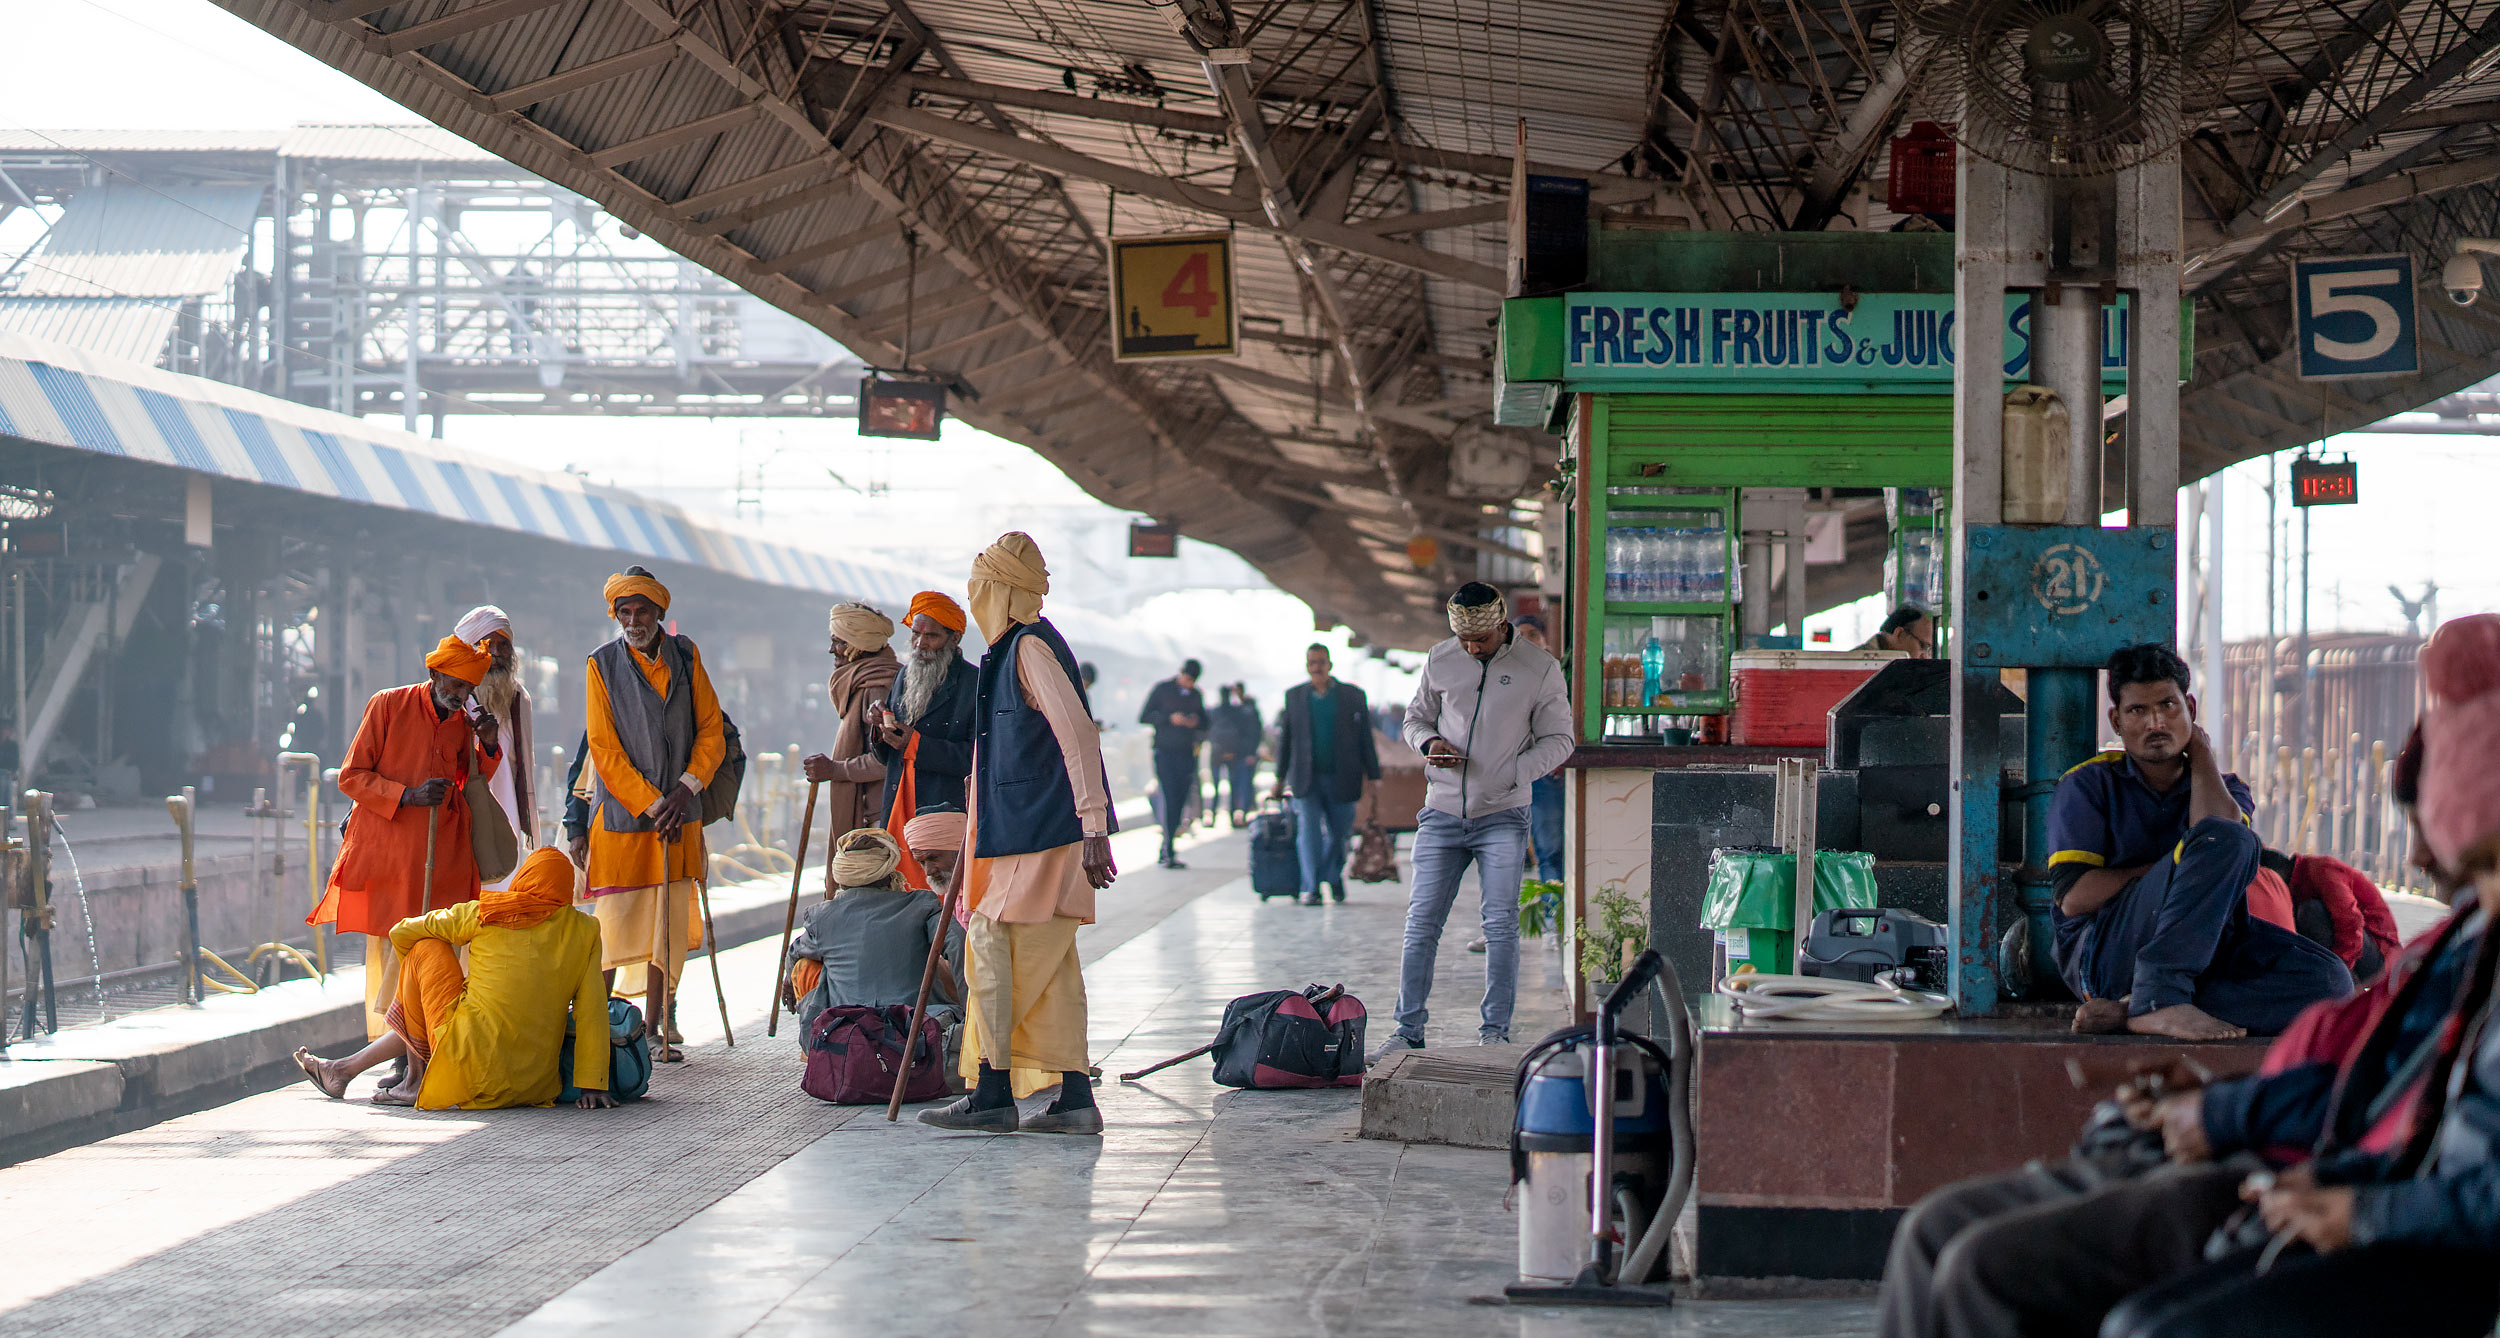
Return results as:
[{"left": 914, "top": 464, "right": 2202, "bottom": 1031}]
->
[
  {"left": 1165, "top": 856, "right": 1188, "bottom": 870},
  {"left": 1329, "top": 882, "right": 1346, "bottom": 903},
  {"left": 1021, "top": 1105, "right": 1104, "bottom": 1135},
  {"left": 1301, "top": 891, "right": 1323, "bottom": 906},
  {"left": 917, "top": 1097, "right": 1020, "bottom": 1133}
]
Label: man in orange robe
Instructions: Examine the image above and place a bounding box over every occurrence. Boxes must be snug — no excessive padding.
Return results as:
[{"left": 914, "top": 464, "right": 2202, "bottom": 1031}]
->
[
  {"left": 583, "top": 565, "right": 726, "bottom": 1063},
  {"left": 310, "top": 634, "right": 501, "bottom": 1041}
]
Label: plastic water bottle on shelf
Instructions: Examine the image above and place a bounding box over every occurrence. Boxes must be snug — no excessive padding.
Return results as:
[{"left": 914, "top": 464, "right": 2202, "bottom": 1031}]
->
[
  {"left": 1696, "top": 525, "right": 1723, "bottom": 602},
  {"left": 1642, "top": 630, "right": 1666, "bottom": 706},
  {"left": 1635, "top": 529, "right": 1662, "bottom": 602},
  {"left": 1605, "top": 531, "right": 1625, "bottom": 602}
]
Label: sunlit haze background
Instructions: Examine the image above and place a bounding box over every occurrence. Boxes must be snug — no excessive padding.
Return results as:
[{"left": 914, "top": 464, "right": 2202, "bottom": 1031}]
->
[{"left": 8, "top": 0, "right": 2496, "bottom": 714}]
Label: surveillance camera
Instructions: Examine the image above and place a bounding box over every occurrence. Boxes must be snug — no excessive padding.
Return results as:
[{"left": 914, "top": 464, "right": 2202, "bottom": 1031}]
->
[{"left": 2445, "top": 252, "right": 2484, "bottom": 307}]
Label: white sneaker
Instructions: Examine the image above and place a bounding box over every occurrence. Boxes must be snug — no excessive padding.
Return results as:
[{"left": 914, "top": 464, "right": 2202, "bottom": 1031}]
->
[{"left": 1367, "top": 1034, "right": 1422, "bottom": 1067}]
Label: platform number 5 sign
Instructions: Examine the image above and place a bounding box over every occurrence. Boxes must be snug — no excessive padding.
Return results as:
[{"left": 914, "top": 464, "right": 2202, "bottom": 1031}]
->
[
  {"left": 2293, "top": 253, "right": 2418, "bottom": 381},
  {"left": 1110, "top": 231, "right": 1239, "bottom": 362}
]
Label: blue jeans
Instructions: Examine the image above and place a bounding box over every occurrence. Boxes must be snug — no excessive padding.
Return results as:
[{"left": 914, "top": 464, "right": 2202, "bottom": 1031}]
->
[
  {"left": 1292, "top": 796, "right": 1357, "bottom": 897},
  {"left": 1393, "top": 805, "right": 1529, "bottom": 1044},
  {"left": 2061, "top": 818, "right": 2352, "bottom": 1034},
  {"left": 1529, "top": 775, "right": 1564, "bottom": 883},
  {"left": 1214, "top": 757, "right": 1257, "bottom": 816}
]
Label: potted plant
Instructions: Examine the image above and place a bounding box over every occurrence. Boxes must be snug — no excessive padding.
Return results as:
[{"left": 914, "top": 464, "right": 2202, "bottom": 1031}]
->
[{"left": 1576, "top": 883, "right": 1650, "bottom": 997}]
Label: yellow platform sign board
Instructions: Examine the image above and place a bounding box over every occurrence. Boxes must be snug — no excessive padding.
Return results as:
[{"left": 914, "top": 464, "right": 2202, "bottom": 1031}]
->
[{"left": 1109, "top": 231, "right": 1238, "bottom": 361}]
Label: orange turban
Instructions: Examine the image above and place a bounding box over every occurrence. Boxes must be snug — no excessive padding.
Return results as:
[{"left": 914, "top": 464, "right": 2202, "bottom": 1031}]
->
[
  {"left": 602, "top": 570, "right": 670, "bottom": 615},
  {"left": 907, "top": 591, "right": 966, "bottom": 633},
  {"left": 423, "top": 634, "right": 493, "bottom": 685},
  {"left": 479, "top": 847, "right": 575, "bottom": 929}
]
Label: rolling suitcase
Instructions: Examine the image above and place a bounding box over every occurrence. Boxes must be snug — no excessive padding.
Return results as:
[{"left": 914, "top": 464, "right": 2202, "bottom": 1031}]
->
[{"left": 1250, "top": 801, "right": 1300, "bottom": 900}]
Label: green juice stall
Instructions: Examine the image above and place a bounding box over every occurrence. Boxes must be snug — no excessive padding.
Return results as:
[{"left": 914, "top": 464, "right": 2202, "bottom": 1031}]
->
[
  {"left": 1490, "top": 229, "right": 2203, "bottom": 1284},
  {"left": 1497, "top": 229, "right": 2170, "bottom": 1003}
]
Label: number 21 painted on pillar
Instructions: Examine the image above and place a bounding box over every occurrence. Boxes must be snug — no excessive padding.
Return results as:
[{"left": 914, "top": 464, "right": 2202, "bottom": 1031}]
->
[{"left": 2293, "top": 253, "right": 2419, "bottom": 381}]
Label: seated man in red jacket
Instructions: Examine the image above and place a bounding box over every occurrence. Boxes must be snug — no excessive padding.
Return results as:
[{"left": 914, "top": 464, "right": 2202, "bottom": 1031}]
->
[{"left": 1879, "top": 615, "right": 2498, "bottom": 1338}]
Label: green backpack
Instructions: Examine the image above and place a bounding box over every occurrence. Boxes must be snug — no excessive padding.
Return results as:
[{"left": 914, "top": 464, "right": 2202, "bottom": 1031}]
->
[{"left": 558, "top": 997, "right": 653, "bottom": 1103}]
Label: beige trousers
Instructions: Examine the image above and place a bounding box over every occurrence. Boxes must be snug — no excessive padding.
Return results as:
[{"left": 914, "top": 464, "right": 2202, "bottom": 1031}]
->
[
  {"left": 958, "top": 912, "right": 1088, "bottom": 1098},
  {"left": 596, "top": 877, "right": 704, "bottom": 996}
]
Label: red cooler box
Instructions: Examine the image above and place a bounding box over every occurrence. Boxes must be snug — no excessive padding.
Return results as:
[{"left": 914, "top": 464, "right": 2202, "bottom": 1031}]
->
[{"left": 1729, "top": 649, "right": 1902, "bottom": 747}]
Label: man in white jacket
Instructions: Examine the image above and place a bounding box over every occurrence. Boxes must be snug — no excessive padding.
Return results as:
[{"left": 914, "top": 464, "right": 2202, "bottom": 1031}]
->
[{"left": 1374, "top": 582, "right": 1575, "bottom": 1063}]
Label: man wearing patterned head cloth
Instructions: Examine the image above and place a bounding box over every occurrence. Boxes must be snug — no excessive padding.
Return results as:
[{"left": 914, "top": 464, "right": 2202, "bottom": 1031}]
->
[
  {"left": 803, "top": 602, "right": 900, "bottom": 868},
  {"left": 584, "top": 565, "right": 726, "bottom": 1063},
  {"left": 310, "top": 634, "right": 504, "bottom": 1041},
  {"left": 1374, "top": 581, "right": 1572, "bottom": 1065},
  {"left": 870, "top": 591, "right": 979, "bottom": 884},
  {"left": 456, "top": 604, "right": 538, "bottom": 890},
  {"left": 1874, "top": 616, "right": 2500, "bottom": 1338},
  {"left": 782, "top": 826, "right": 964, "bottom": 1045},
  {"left": 293, "top": 846, "right": 616, "bottom": 1110},
  {"left": 920, "top": 532, "right": 1118, "bottom": 1135}
]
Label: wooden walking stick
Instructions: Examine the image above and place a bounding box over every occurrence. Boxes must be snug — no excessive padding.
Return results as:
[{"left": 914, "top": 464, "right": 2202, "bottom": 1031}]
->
[
  {"left": 886, "top": 878, "right": 964, "bottom": 1121},
  {"left": 698, "top": 878, "right": 733, "bottom": 1048},
  {"left": 420, "top": 802, "right": 441, "bottom": 914},
  {"left": 766, "top": 780, "right": 821, "bottom": 1037}
]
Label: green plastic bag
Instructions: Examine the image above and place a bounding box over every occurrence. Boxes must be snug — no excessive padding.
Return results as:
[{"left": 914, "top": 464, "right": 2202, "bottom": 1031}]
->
[{"left": 1698, "top": 848, "right": 1878, "bottom": 975}]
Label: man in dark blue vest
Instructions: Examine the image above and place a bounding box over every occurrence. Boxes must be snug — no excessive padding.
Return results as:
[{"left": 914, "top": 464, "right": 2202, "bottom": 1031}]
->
[{"left": 919, "top": 533, "right": 1118, "bottom": 1136}]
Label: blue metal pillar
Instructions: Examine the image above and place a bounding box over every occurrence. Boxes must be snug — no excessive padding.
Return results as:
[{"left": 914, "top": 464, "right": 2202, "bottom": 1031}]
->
[
  {"left": 1945, "top": 153, "right": 2040, "bottom": 1015},
  {"left": 2018, "top": 667, "right": 2098, "bottom": 978}
]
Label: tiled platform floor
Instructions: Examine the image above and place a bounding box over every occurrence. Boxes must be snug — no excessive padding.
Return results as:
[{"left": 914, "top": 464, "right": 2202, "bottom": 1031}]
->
[{"left": 0, "top": 814, "right": 1872, "bottom": 1338}]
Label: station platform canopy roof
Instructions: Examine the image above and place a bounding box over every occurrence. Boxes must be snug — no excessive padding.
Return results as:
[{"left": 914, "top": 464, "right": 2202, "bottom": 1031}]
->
[{"left": 203, "top": 0, "right": 2500, "bottom": 646}]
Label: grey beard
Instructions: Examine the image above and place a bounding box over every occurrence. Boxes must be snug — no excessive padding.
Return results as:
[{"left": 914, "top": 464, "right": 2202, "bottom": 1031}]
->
[
  {"left": 474, "top": 665, "right": 520, "bottom": 723},
  {"left": 895, "top": 648, "right": 951, "bottom": 727}
]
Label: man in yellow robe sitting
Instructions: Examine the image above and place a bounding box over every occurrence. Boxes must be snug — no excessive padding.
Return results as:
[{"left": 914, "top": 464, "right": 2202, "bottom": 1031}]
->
[{"left": 292, "top": 846, "right": 616, "bottom": 1109}]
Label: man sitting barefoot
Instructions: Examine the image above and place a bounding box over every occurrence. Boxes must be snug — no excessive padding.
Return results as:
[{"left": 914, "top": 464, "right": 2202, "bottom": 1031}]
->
[
  {"left": 294, "top": 846, "right": 618, "bottom": 1109},
  {"left": 2050, "top": 643, "right": 2351, "bottom": 1040}
]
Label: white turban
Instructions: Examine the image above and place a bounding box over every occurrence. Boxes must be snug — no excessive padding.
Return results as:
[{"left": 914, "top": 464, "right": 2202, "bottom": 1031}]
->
[
  {"left": 830, "top": 827, "right": 904, "bottom": 888},
  {"left": 827, "top": 602, "right": 895, "bottom": 654},
  {"left": 968, "top": 532, "right": 1049, "bottom": 643},
  {"left": 455, "top": 605, "right": 512, "bottom": 645}
]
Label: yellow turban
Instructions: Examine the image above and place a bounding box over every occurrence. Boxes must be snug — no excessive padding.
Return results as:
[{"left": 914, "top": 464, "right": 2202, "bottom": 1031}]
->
[
  {"left": 827, "top": 602, "right": 895, "bottom": 654},
  {"left": 901, "top": 808, "right": 966, "bottom": 853},
  {"left": 968, "top": 532, "right": 1048, "bottom": 643},
  {"left": 907, "top": 590, "right": 967, "bottom": 634},
  {"left": 479, "top": 847, "right": 575, "bottom": 928},
  {"left": 602, "top": 571, "right": 670, "bottom": 615},
  {"left": 829, "top": 827, "right": 903, "bottom": 888},
  {"left": 423, "top": 634, "right": 493, "bottom": 685}
]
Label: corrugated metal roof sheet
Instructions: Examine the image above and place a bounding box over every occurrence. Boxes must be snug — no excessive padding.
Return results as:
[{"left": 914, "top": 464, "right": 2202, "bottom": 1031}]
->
[
  {"left": 3, "top": 184, "right": 261, "bottom": 299},
  {"left": 0, "top": 297, "right": 181, "bottom": 365},
  {"left": 0, "top": 130, "right": 285, "bottom": 155}
]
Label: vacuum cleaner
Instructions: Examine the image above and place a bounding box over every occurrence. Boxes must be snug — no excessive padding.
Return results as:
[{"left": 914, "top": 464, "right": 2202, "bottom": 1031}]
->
[{"left": 1504, "top": 948, "right": 1692, "bottom": 1307}]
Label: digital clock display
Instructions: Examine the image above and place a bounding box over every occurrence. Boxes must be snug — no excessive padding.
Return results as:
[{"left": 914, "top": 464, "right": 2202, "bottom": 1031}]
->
[{"left": 2290, "top": 459, "right": 2358, "bottom": 507}]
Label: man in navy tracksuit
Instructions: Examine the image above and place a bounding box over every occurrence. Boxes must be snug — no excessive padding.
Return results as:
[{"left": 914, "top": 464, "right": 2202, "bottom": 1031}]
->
[{"left": 2048, "top": 643, "right": 2350, "bottom": 1040}]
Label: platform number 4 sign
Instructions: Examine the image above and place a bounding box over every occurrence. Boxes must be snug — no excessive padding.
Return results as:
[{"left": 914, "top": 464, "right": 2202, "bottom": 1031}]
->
[
  {"left": 2293, "top": 253, "right": 2419, "bottom": 381},
  {"left": 1110, "top": 231, "right": 1239, "bottom": 362}
]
